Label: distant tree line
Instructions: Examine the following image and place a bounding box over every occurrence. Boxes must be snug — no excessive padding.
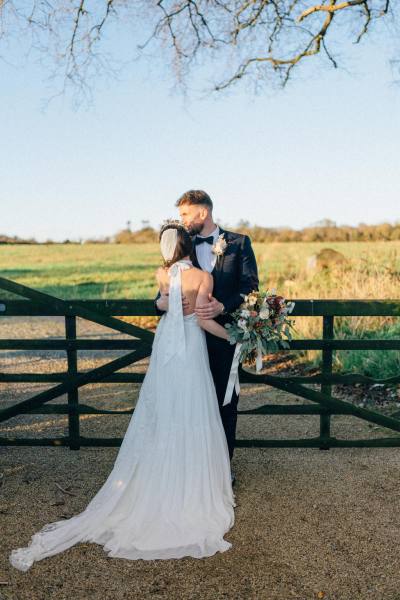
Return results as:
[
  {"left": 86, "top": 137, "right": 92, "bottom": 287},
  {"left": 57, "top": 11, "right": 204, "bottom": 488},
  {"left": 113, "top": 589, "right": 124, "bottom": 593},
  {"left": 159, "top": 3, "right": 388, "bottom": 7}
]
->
[
  {"left": 1, "top": 220, "right": 399, "bottom": 245},
  {"left": 112, "top": 220, "right": 400, "bottom": 243}
]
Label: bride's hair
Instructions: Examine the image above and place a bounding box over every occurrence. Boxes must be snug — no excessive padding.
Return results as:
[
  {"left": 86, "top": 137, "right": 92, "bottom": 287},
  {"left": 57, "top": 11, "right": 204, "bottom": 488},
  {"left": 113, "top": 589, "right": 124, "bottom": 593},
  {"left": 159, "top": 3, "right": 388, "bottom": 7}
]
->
[{"left": 159, "top": 222, "right": 193, "bottom": 268}]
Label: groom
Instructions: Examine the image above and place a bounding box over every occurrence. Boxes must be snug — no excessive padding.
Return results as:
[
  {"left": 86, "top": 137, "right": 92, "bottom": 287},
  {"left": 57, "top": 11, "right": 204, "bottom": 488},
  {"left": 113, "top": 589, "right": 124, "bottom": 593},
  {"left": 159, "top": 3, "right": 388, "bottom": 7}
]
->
[{"left": 154, "top": 190, "right": 259, "bottom": 486}]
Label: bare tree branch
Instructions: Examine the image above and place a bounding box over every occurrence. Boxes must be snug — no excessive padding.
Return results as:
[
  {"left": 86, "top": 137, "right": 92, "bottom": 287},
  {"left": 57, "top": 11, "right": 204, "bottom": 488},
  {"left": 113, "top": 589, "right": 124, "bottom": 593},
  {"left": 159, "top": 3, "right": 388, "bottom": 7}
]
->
[
  {"left": 298, "top": 0, "right": 367, "bottom": 22},
  {"left": 0, "top": 0, "right": 396, "bottom": 103}
]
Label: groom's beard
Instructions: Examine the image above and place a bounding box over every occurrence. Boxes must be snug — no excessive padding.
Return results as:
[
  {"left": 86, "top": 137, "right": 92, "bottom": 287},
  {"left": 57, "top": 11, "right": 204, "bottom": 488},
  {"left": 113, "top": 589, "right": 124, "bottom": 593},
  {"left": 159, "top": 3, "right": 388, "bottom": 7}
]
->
[{"left": 187, "top": 222, "right": 204, "bottom": 236}]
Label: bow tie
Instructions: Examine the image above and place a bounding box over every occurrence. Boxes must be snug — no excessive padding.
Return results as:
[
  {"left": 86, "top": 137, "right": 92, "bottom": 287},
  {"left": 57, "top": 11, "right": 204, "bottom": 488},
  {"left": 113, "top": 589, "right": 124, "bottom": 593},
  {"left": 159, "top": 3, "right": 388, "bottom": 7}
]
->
[{"left": 195, "top": 235, "right": 214, "bottom": 246}]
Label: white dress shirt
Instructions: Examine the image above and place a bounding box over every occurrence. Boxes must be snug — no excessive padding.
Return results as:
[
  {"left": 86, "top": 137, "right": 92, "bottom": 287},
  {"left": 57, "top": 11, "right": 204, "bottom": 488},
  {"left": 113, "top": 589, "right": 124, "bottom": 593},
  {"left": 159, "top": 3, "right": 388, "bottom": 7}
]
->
[{"left": 195, "top": 225, "right": 220, "bottom": 272}]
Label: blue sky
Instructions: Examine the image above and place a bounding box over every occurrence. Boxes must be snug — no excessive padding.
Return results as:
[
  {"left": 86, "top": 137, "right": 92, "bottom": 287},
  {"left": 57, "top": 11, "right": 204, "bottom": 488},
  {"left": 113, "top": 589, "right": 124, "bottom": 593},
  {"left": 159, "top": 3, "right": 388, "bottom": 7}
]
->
[{"left": 0, "top": 14, "right": 399, "bottom": 242}]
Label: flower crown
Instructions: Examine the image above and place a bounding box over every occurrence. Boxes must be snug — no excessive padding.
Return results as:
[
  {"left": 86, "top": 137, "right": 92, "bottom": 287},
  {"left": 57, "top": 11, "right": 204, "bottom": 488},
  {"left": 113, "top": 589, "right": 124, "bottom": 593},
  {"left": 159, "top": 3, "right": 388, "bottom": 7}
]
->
[{"left": 159, "top": 218, "right": 188, "bottom": 236}]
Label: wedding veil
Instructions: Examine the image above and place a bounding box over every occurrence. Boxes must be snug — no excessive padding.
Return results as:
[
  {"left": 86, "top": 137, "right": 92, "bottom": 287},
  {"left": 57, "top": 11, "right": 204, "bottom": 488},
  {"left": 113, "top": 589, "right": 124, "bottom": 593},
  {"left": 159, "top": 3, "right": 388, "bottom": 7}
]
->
[{"left": 159, "top": 223, "right": 193, "bottom": 366}]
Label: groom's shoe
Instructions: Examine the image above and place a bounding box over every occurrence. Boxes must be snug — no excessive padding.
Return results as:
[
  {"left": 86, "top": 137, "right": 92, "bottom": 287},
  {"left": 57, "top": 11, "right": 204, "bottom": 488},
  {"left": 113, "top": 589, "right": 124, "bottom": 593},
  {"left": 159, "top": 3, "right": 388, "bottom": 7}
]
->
[{"left": 231, "top": 471, "right": 236, "bottom": 487}]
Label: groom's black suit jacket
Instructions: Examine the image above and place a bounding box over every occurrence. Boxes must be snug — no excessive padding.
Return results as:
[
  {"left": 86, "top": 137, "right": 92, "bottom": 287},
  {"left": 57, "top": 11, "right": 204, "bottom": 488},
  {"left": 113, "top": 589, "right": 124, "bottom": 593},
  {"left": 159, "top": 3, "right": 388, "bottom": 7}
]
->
[{"left": 154, "top": 226, "right": 259, "bottom": 457}]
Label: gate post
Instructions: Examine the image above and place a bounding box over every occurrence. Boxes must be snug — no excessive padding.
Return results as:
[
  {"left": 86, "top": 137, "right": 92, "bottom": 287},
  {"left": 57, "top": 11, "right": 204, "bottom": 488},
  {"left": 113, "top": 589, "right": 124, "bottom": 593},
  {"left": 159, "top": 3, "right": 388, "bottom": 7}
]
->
[
  {"left": 65, "top": 315, "right": 80, "bottom": 450},
  {"left": 319, "top": 315, "right": 334, "bottom": 450}
]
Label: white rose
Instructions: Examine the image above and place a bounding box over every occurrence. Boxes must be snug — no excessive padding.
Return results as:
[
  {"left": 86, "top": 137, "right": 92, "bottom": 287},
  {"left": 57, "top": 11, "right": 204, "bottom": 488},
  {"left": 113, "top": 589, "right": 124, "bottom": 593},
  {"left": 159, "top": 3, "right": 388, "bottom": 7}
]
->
[
  {"left": 240, "top": 309, "right": 251, "bottom": 318},
  {"left": 259, "top": 308, "right": 270, "bottom": 319}
]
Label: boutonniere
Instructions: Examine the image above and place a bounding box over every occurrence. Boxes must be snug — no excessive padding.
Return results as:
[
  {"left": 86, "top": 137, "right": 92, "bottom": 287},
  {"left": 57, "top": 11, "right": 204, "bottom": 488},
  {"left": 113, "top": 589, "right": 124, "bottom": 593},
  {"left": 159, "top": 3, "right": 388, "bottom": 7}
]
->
[{"left": 211, "top": 233, "right": 228, "bottom": 257}]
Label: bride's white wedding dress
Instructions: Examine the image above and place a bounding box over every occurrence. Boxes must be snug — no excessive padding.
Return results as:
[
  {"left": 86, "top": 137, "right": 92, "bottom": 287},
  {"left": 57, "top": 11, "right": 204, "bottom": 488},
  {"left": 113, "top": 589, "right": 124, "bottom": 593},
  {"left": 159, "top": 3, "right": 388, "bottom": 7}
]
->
[{"left": 9, "top": 259, "right": 236, "bottom": 572}]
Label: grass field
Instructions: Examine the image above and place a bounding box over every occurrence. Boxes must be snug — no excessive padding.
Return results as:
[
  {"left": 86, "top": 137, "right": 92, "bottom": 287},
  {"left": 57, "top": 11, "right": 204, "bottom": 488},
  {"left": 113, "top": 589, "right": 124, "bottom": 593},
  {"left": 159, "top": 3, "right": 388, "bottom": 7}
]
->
[
  {"left": 1, "top": 241, "right": 399, "bottom": 300},
  {"left": 1, "top": 241, "right": 399, "bottom": 378}
]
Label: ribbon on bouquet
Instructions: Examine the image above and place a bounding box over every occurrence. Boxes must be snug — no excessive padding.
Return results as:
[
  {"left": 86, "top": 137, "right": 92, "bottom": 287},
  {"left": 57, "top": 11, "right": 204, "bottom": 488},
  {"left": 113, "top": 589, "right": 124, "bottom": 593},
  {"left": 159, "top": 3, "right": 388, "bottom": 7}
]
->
[
  {"left": 222, "top": 338, "right": 264, "bottom": 406},
  {"left": 222, "top": 342, "right": 242, "bottom": 406},
  {"left": 255, "top": 337, "right": 263, "bottom": 372}
]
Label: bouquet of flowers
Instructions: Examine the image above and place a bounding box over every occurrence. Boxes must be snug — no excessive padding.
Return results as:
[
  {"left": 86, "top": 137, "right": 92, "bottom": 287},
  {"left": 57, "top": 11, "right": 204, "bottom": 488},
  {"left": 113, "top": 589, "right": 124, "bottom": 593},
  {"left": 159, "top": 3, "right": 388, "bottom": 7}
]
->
[{"left": 224, "top": 289, "right": 295, "bottom": 371}]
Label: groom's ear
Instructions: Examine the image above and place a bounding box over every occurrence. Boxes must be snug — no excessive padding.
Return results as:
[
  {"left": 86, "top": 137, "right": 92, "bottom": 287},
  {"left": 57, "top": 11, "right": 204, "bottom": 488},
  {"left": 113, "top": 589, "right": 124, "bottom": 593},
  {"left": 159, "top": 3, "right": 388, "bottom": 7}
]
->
[{"left": 199, "top": 206, "right": 208, "bottom": 220}]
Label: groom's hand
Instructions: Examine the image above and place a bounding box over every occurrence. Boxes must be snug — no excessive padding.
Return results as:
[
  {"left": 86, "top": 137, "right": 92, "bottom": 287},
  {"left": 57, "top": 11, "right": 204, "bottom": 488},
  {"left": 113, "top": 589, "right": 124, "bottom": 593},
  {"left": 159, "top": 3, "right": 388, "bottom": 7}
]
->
[
  {"left": 156, "top": 292, "right": 190, "bottom": 312},
  {"left": 194, "top": 294, "right": 224, "bottom": 319}
]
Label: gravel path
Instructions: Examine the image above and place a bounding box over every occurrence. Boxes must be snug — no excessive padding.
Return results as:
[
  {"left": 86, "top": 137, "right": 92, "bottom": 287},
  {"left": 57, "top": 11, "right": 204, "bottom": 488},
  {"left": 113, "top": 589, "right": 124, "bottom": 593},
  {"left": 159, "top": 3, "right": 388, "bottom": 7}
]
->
[{"left": 1, "top": 318, "right": 400, "bottom": 600}]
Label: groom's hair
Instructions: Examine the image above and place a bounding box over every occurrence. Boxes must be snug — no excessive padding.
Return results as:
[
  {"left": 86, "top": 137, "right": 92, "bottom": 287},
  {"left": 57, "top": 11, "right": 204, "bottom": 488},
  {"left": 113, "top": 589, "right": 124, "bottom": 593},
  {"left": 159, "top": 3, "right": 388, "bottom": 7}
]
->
[
  {"left": 175, "top": 190, "right": 213, "bottom": 211},
  {"left": 158, "top": 223, "right": 193, "bottom": 268}
]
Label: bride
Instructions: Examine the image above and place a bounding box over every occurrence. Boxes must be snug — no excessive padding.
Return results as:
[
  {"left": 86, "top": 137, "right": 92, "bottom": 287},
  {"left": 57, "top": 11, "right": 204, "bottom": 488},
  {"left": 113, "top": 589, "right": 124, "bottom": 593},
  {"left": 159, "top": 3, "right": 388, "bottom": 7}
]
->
[{"left": 9, "top": 220, "right": 236, "bottom": 572}]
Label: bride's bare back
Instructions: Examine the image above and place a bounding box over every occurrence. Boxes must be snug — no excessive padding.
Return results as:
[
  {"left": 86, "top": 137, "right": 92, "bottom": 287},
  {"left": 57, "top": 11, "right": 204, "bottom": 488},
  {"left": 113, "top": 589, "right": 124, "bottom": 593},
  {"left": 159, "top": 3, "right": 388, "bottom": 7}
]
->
[
  {"left": 156, "top": 262, "right": 228, "bottom": 340},
  {"left": 156, "top": 264, "right": 207, "bottom": 316}
]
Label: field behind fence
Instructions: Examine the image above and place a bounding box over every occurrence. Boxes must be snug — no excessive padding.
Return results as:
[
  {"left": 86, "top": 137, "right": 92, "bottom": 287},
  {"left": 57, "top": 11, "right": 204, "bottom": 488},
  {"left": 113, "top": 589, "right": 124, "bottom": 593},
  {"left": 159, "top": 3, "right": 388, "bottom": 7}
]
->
[{"left": 1, "top": 240, "right": 399, "bottom": 378}]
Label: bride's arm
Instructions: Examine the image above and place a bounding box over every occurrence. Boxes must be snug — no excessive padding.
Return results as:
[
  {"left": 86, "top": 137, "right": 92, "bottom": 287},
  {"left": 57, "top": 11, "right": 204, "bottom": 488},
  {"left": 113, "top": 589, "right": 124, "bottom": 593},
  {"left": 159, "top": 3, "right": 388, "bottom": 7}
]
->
[
  {"left": 196, "top": 272, "right": 229, "bottom": 341},
  {"left": 155, "top": 267, "right": 169, "bottom": 311}
]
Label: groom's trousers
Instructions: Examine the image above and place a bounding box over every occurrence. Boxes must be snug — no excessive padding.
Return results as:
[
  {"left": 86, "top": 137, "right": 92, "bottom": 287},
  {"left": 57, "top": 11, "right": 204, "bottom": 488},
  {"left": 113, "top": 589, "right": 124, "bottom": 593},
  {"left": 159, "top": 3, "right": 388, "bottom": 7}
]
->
[{"left": 204, "top": 332, "right": 239, "bottom": 462}]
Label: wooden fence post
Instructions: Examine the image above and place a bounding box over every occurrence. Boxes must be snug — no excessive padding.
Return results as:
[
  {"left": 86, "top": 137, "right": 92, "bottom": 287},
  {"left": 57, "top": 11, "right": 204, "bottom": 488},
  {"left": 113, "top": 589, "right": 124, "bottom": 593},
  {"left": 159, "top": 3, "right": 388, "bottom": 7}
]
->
[
  {"left": 319, "top": 315, "right": 334, "bottom": 449},
  {"left": 65, "top": 315, "right": 80, "bottom": 450}
]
